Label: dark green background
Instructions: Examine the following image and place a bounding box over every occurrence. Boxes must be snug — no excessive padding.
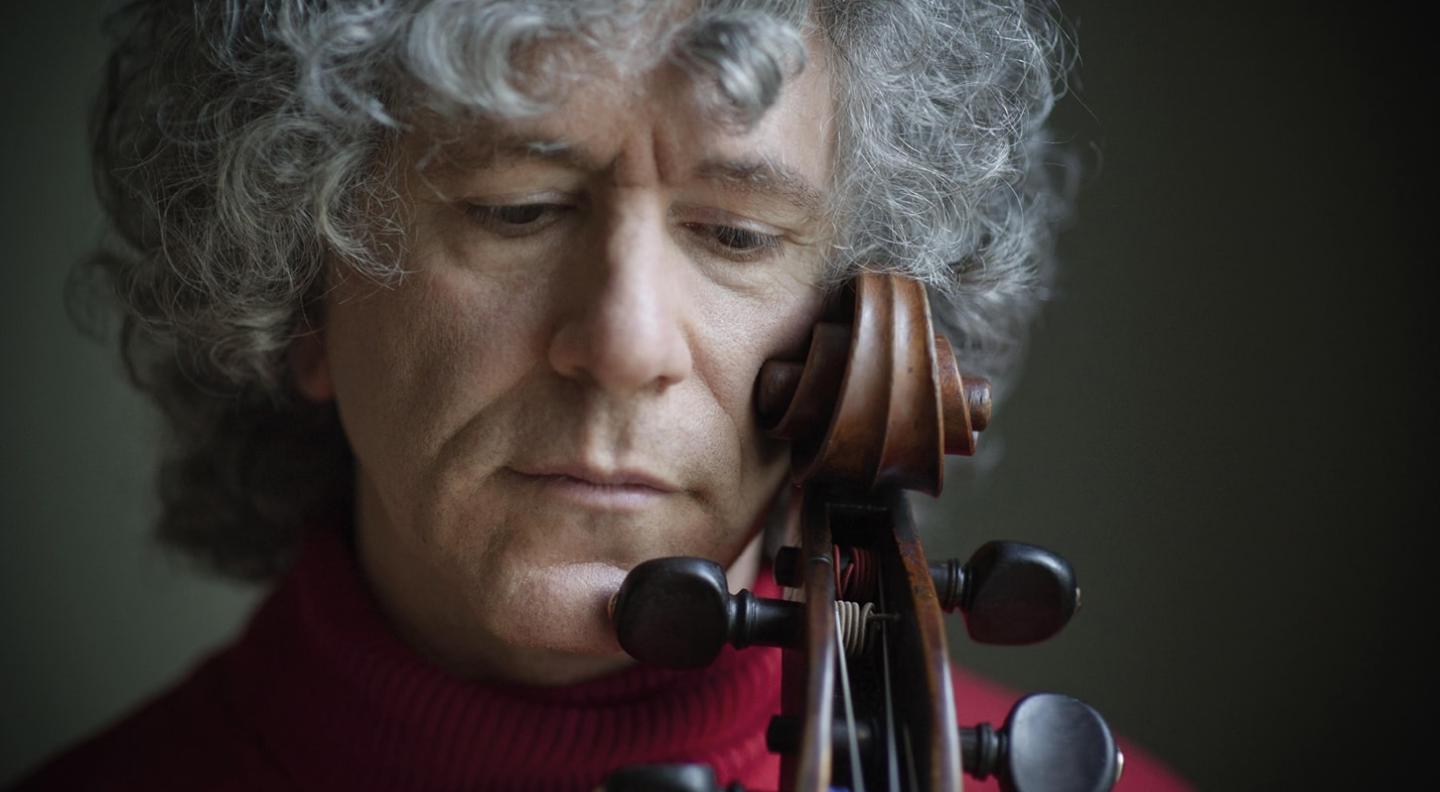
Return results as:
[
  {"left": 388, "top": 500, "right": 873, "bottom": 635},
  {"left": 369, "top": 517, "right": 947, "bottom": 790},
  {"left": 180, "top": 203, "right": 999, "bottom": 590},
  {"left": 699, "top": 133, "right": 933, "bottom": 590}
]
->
[{"left": 2, "top": 1, "right": 1430, "bottom": 788}]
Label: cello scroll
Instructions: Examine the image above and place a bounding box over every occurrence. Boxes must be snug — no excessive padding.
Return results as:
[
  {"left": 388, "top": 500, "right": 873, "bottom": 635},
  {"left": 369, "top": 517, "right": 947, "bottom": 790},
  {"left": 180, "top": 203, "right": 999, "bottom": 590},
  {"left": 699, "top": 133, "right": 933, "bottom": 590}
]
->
[{"left": 608, "top": 274, "right": 1120, "bottom": 792}]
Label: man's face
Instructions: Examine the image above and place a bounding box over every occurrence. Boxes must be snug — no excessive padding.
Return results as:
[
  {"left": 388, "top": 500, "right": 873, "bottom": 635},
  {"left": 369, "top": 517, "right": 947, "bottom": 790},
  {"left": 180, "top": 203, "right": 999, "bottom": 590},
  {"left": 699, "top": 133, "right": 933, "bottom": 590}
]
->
[{"left": 305, "top": 37, "right": 834, "bottom": 684}]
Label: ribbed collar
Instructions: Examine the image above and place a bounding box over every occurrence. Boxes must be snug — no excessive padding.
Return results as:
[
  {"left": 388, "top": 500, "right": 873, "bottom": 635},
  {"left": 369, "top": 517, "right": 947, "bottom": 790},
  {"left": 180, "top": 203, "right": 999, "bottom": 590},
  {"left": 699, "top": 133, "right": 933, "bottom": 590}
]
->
[{"left": 221, "top": 527, "right": 783, "bottom": 791}]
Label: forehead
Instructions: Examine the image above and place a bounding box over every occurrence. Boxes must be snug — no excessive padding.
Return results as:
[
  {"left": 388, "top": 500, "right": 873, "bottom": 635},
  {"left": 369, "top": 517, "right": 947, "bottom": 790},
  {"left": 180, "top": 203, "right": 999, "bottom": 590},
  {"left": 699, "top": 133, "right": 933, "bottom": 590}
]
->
[{"left": 407, "top": 30, "right": 837, "bottom": 205}]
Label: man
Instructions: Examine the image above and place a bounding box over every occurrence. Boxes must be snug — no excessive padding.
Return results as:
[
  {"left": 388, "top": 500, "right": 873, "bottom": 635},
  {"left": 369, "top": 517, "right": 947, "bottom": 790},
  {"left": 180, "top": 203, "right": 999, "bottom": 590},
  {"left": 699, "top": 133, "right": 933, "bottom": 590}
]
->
[{"left": 18, "top": 0, "right": 1186, "bottom": 789}]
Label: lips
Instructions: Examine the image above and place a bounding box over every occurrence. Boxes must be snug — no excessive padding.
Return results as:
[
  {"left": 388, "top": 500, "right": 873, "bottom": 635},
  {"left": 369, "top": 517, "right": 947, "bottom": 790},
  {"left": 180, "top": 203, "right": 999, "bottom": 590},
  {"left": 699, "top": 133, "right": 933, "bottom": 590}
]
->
[
  {"left": 516, "top": 464, "right": 679, "bottom": 491},
  {"left": 508, "top": 463, "right": 681, "bottom": 508}
]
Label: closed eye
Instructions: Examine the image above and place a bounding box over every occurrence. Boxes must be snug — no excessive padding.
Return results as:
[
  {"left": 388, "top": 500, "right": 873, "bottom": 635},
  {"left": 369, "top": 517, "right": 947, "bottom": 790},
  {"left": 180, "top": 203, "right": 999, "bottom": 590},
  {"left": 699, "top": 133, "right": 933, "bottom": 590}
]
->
[
  {"left": 461, "top": 201, "right": 785, "bottom": 261},
  {"left": 684, "top": 222, "right": 784, "bottom": 262},
  {"left": 463, "top": 203, "right": 569, "bottom": 237}
]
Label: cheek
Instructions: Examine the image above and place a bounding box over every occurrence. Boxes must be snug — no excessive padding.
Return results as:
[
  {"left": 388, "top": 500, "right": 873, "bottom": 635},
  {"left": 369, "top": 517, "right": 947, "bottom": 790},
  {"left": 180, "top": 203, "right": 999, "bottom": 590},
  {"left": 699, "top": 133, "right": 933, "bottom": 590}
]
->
[
  {"left": 705, "top": 279, "right": 822, "bottom": 405},
  {"left": 322, "top": 268, "right": 541, "bottom": 482},
  {"left": 695, "top": 283, "right": 824, "bottom": 481},
  {"left": 324, "top": 290, "right": 418, "bottom": 460}
]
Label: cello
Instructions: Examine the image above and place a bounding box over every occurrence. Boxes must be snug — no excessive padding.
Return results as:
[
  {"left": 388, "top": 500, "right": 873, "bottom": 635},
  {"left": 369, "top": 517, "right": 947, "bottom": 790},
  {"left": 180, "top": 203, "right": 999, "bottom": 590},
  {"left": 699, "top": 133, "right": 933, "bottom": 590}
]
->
[{"left": 606, "top": 274, "right": 1122, "bottom": 792}]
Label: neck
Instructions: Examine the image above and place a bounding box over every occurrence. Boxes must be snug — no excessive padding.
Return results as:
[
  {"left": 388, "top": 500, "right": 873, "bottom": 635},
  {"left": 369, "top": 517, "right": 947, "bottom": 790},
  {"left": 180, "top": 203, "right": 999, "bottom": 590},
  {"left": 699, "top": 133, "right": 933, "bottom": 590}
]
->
[{"left": 218, "top": 523, "right": 786, "bottom": 790}]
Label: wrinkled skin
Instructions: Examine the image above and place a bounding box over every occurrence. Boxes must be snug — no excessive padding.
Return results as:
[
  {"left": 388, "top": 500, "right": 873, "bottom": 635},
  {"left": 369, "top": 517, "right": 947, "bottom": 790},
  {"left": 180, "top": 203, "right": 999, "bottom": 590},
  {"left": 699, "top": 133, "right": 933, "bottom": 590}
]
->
[{"left": 294, "top": 37, "right": 835, "bottom": 685}]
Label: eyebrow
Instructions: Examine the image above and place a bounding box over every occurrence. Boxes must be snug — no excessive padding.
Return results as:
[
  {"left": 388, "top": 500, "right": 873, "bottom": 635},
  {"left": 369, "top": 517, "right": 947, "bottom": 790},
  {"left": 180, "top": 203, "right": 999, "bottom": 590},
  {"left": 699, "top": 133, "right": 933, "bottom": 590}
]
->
[
  {"left": 694, "top": 156, "right": 826, "bottom": 219},
  {"left": 426, "top": 133, "right": 827, "bottom": 219}
]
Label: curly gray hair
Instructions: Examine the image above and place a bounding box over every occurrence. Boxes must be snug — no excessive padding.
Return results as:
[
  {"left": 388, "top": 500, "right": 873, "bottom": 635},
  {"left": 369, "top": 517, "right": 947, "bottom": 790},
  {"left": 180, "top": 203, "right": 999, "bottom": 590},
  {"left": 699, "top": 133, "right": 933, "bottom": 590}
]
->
[{"left": 79, "top": 0, "right": 1072, "bottom": 580}]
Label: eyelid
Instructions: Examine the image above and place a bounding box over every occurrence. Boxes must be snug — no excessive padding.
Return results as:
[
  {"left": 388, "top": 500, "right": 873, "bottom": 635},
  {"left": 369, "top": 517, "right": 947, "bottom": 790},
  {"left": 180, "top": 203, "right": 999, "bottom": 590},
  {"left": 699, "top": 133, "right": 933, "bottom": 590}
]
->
[
  {"left": 672, "top": 204, "right": 786, "bottom": 236},
  {"left": 459, "top": 189, "right": 577, "bottom": 206},
  {"left": 460, "top": 197, "right": 573, "bottom": 238},
  {"left": 679, "top": 222, "right": 787, "bottom": 264}
]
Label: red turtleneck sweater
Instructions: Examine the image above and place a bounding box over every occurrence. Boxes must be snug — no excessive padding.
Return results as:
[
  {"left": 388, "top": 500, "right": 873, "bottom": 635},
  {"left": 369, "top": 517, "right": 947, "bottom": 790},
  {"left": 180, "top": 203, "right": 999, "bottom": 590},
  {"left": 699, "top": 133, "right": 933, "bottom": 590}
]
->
[{"left": 15, "top": 528, "right": 1188, "bottom": 791}]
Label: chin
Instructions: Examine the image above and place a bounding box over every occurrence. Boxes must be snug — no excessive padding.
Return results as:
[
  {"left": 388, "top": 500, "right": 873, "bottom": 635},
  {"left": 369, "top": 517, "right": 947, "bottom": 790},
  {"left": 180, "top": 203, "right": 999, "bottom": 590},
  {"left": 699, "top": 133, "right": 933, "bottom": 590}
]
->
[{"left": 494, "top": 559, "right": 631, "bottom": 658}]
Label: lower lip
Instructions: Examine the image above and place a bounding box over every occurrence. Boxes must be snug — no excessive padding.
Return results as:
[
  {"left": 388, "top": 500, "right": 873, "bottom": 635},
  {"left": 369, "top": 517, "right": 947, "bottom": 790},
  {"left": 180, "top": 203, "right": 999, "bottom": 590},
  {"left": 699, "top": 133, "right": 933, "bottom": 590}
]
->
[{"left": 515, "top": 472, "right": 672, "bottom": 510}]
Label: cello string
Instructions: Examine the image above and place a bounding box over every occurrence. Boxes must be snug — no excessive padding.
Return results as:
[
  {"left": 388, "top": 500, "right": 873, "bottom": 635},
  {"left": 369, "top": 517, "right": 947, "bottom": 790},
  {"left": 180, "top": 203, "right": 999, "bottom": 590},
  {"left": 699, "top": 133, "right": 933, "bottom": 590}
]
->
[
  {"left": 833, "top": 608, "right": 866, "bottom": 792},
  {"left": 876, "top": 568, "right": 902, "bottom": 791},
  {"left": 903, "top": 728, "right": 920, "bottom": 791}
]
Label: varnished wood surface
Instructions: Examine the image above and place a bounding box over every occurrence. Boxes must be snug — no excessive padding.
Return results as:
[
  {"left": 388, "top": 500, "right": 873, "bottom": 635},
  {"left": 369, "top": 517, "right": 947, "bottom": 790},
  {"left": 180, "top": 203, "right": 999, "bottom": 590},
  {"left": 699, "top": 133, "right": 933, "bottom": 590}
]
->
[
  {"left": 762, "top": 273, "right": 988, "bottom": 791},
  {"left": 787, "top": 489, "right": 836, "bottom": 792},
  {"left": 881, "top": 493, "right": 963, "bottom": 791}
]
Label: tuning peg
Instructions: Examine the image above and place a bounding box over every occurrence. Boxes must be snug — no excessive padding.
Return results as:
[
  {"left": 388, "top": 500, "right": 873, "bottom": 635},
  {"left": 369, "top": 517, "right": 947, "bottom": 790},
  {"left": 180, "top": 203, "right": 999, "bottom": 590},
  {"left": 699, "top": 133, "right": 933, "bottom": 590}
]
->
[
  {"left": 964, "top": 693, "right": 1122, "bottom": 792},
  {"left": 765, "top": 714, "right": 878, "bottom": 768},
  {"left": 602, "top": 764, "right": 747, "bottom": 792},
  {"left": 612, "top": 557, "right": 805, "bottom": 669},
  {"left": 931, "top": 541, "right": 1079, "bottom": 645}
]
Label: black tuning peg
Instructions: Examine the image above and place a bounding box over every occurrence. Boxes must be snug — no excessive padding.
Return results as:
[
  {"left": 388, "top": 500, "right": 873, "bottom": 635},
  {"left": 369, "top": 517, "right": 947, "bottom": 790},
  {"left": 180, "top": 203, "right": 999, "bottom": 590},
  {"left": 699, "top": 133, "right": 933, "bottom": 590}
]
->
[
  {"left": 612, "top": 557, "right": 805, "bottom": 669},
  {"left": 765, "top": 714, "right": 878, "bottom": 767},
  {"left": 602, "top": 764, "right": 746, "bottom": 792},
  {"left": 931, "top": 541, "right": 1079, "bottom": 645},
  {"left": 964, "top": 693, "right": 1122, "bottom": 792}
]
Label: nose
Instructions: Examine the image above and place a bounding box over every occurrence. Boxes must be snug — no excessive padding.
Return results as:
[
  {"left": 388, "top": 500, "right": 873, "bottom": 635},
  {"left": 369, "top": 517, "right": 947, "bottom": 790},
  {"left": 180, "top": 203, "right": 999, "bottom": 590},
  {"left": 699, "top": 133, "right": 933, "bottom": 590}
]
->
[{"left": 547, "top": 201, "right": 693, "bottom": 394}]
